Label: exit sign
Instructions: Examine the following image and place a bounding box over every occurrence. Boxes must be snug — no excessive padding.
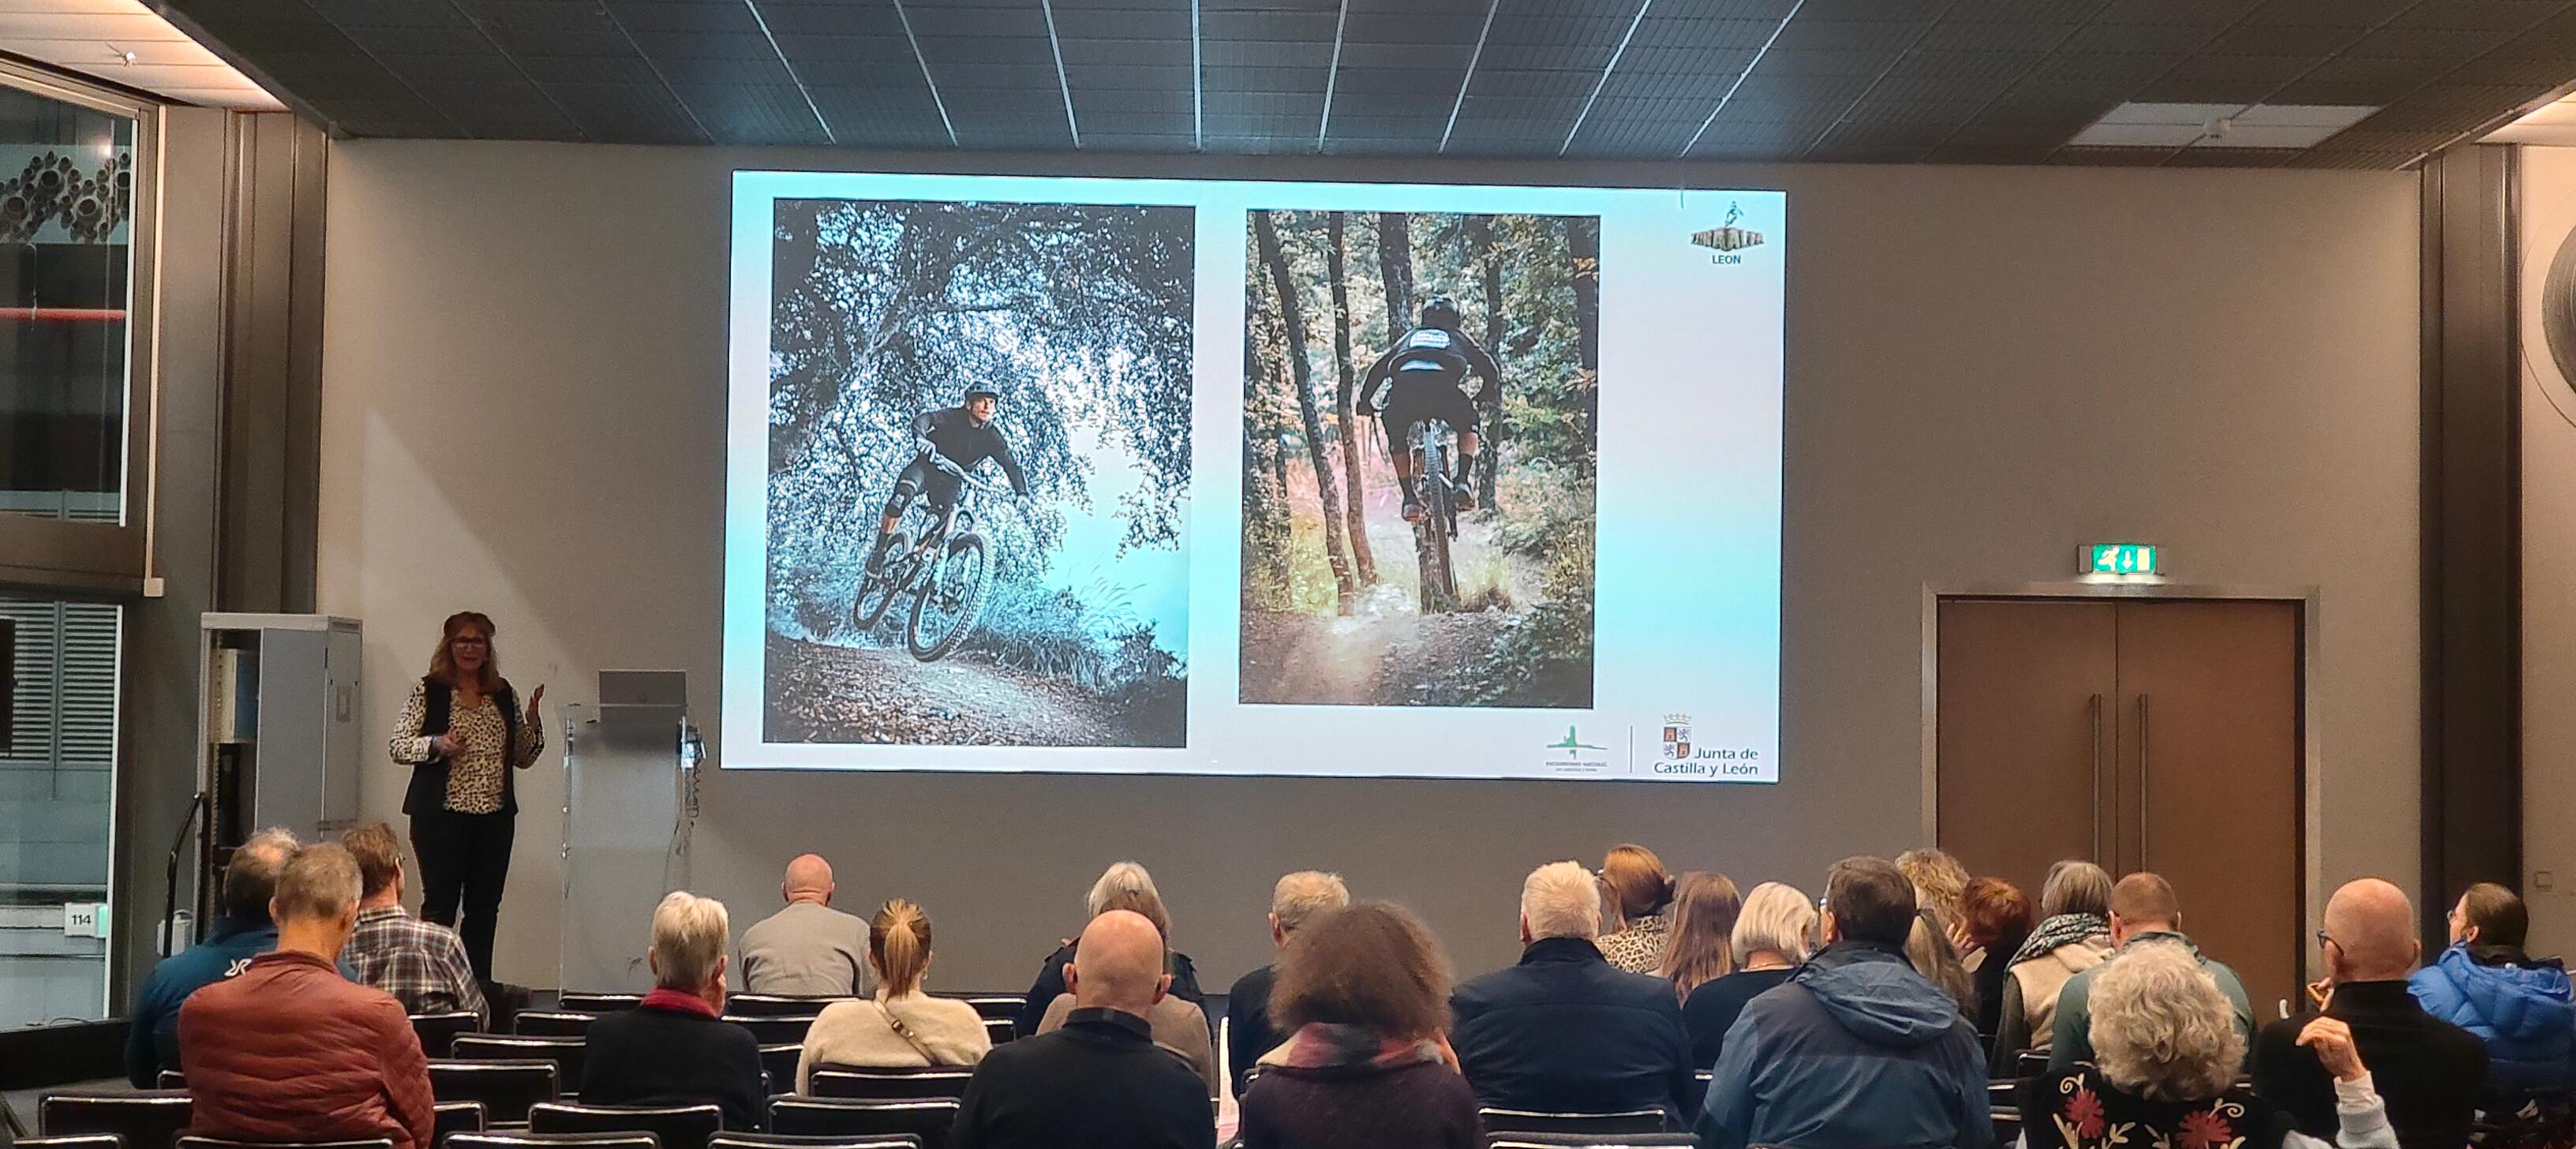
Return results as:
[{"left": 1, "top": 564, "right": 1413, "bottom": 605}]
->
[{"left": 2085, "top": 543, "right": 2160, "bottom": 576}]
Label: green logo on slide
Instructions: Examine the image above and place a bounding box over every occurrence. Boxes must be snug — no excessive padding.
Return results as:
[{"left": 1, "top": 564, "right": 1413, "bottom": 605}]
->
[{"left": 1546, "top": 727, "right": 1609, "bottom": 755}]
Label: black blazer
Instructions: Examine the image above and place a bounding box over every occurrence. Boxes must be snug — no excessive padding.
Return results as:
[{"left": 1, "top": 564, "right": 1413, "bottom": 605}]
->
[
  {"left": 950, "top": 1007, "right": 1214, "bottom": 1149},
  {"left": 401, "top": 676, "right": 522, "bottom": 817},
  {"left": 1449, "top": 936, "right": 1697, "bottom": 1121},
  {"left": 580, "top": 1003, "right": 769, "bottom": 1131},
  {"left": 2252, "top": 979, "right": 2488, "bottom": 1149}
]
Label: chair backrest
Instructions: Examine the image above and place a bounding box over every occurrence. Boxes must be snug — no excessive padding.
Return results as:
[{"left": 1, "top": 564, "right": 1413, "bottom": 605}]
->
[
  {"left": 178, "top": 1138, "right": 395, "bottom": 1149},
  {"left": 14, "top": 1136, "right": 123, "bottom": 1149},
  {"left": 807, "top": 1066, "right": 974, "bottom": 1102},
  {"left": 557, "top": 994, "right": 645, "bottom": 1015},
  {"left": 718, "top": 1016, "right": 815, "bottom": 1046},
  {"left": 928, "top": 995, "right": 1024, "bottom": 1023},
  {"left": 758, "top": 1046, "right": 802, "bottom": 1097},
  {"left": 429, "top": 1060, "right": 561, "bottom": 1126},
  {"left": 723, "top": 996, "right": 846, "bottom": 1019},
  {"left": 414, "top": 1012, "right": 485, "bottom": 1057},
  {"left": 452, "top": 1036, "right": 586, "bottom": 1095},
  {"left": 1476, "top": 1109, "right": 1668, "bottom": 1136},
  {"left": 530, "top": 1104, "right": 722, "bottom": 1149},
  {"left": 434, "top": 1102, "right": 489, "bottom": 1148},
  {"left": 2014, "top": 1050, "right": 2049, "bottom": 1079},
  {"left": 707, "top": 1136, "right": 920, "bottom": 1149},
  {"left": 1483, "top": 1136, "right": 1698, "bottom": 1148},
  {"left": 977, "top": 1019, "right": 1012, "bottom": 1047},
  {"left": 39, "top": 1091, "right": 192, "bottom": 1149},
  {"left": 766, "top": 1099, "right": 957, "bottom": 1148},
  {"left": 155, "top": 1071, "right": 186, "bottom": 1091},
  {"left": 448, "top": 1134, "right": 659, "bottom": 1149},
  {"left": 515, "top": 1012, "right": 597, "bottom": 1039}
]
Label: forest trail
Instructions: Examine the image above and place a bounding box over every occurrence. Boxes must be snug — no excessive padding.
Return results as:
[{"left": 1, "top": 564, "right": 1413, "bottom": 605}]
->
[
  {"left": 1241, "top": 515, "right": 1542, "bottom": 706},
  {"left": 766, "top": 634, "right": 1128, "bottom": 746}
]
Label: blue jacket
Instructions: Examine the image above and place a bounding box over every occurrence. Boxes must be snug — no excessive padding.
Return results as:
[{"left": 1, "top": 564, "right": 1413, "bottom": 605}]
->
[
  {"left": 1450, "top": 936, "right": 1697, "bottom": 1122},
  {"left": 2409, "top": 942, "right": 2576, "bottom": 1097},
  {"left": 1698, "top": 941, "right": 1991, "bottom": 1149},
  {"left": 125, "top": 916, "right": 278, "bottom": 1087}
]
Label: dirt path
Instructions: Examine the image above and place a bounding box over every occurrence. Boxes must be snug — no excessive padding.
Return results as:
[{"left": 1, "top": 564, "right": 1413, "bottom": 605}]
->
[
  {"left": 1240, "top": 601, "right": 1516, "bottom": 706},
  {"left": 766, "top": 634, "right": 1131, "bottom": 746}
]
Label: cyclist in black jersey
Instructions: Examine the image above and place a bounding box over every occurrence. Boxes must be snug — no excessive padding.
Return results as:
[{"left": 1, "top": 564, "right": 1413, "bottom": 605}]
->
[
  {"left": 867, "top": 385, "right": 1031, "bottom": 574},
  {"left": 1360, "top": 294, "right": 1501, "bottom": 523}
]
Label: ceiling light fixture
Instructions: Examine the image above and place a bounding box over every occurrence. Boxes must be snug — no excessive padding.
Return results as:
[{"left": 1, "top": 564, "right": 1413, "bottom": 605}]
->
[{"left": 2069, "top": 102, "right": 2376, "bottom": 150}]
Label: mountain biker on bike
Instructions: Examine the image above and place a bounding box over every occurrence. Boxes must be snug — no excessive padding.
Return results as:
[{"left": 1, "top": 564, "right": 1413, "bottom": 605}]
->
[
  {"left": 867, "top": 385, "right": 1030, "bottom": 574},
  {"left": 1360, "top": 294, "right": 1501, "bottom": 524}
]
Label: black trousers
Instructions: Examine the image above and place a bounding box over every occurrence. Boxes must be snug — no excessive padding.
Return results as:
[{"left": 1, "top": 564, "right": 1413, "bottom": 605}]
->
[{"left": 411, "top": 807, "right": 514, "bottom": 981}]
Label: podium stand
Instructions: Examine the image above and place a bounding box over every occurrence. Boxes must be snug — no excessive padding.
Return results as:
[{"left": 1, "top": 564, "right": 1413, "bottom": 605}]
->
[{"left": 556, "top": 689, "right": 695, "bottom": 993}]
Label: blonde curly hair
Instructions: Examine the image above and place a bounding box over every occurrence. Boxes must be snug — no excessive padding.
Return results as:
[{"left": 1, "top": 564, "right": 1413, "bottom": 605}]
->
[{"left": 2088, "top": 941, "right": 2245, "bottom": 1102}]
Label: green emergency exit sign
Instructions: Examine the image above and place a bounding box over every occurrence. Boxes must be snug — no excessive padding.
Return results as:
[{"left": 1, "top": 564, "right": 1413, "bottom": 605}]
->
[{"left": 2085, "top": 543, "right": 2159, "bottom": 576}]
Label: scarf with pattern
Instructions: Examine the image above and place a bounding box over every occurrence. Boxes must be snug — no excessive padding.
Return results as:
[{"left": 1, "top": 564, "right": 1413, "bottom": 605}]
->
[{"left": 2012, "top": 912, "right": 2110, "bottom": 967}]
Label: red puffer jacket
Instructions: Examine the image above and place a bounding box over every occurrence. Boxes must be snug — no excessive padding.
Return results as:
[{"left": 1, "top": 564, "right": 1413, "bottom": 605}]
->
[{"left": 179, "top": 950, "right": 436, "bottom": 1149}]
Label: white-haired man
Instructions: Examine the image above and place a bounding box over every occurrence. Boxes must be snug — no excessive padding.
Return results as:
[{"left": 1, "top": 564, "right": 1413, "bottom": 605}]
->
[
  {"left": 1451, "top": 859, "right": 1695, "bottom": 1121},
  {"left": 1224, "top": 870, "right": 1350, "bottom": 1097},
  {"left": 582, "top": 892, "right": 769, "bottom": 1129}
]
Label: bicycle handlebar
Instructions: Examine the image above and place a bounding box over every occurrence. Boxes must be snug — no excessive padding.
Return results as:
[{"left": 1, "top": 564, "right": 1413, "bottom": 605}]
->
[{"left": 925, "top": 448, "right": 1011, "bottom": 496}]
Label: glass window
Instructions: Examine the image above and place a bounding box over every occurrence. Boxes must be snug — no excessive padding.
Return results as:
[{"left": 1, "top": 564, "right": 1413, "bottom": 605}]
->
[
  {"left": 0, "top": 593, "right": 122, "bottom": 1027},
  {"left": 0, "top": 84, "right": 135, "bottom": 523}
]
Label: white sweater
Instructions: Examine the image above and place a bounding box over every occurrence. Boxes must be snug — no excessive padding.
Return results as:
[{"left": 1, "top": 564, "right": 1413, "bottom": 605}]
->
[{"left": 794, "top": 992, "right": 991, "bottom": 1091}]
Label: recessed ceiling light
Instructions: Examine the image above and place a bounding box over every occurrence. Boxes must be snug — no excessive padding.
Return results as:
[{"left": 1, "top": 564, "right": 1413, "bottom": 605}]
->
[{"left": 2069, "top": 102, "right": 2377, "bottom": 150}]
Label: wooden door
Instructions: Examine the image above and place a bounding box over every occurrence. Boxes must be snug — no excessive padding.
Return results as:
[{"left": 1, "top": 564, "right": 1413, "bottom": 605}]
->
[{"left": 1935, "top": 599, "right": 2118, "bottom": 898}]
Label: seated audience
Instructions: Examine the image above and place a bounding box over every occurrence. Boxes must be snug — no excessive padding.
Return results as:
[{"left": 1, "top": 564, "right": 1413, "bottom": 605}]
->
[
  {"left": 1897, "top": 847, "right": 1971, "bottom": 927},
  {"left": 128, "top": 827, "right": 297, "bottom": 1086},
  {"left": 1992, "top": 859, "right": 2115, "bottom": 1075},
  {"left": 341, "top": 822, "right": 489, "bottom": 1024},
  {"left": 2255, "top": 878, "right": 2486, "bottom": 1149},
  {"left": 1956, "top": 876, "right": 2034, "bottom": 1039},
  {"left": 796, "top": 899, "right": 990, "bottom": 1090},
  {"left": 179, "top": 843, "right": 435, "bottom": 1149},
  {"left": 1226, "top": 870, "right": 1350, "bottom": 1098},
  {"left": 1657, "top": 871, "right": 1744, "bottom": 1002},
  {"left": 2024, "top": 942, "right": 2398, "bottom": 1149},
  {"left": 1239, "top": 901, "right": 1479, "bottom": 1149},
  {"left": 1683, "top": 881, "right": 1815, "bottom": 1069},
  {"left": 2050, "top": 870, "right": 2253, "bottom": 1072},
  {"left": 739, "top": 853, "right": 877, "bottom": 998},
  {"left": 582, "top": 892, "right": 768, "bottom": 1129},
  {"left": 1907, "top": 909, "right": 1976, "bottom": 1019},
  {"left": 2409, "top": 882, "right": 2575, "bottom": 1104},
  {"left": 1016, "top": 860, "right": 1204, "bottom": 1037},
  {"left": 1597, "top": 844, "right": 1679, "bottom": 974},
  {"left": 1451, "top": 859, "right": 1694, "bottom": 1121},
  {"left": 1698, "top": 857, "right": 1986, "bottom": 1149},
  {"left": 950, "top": 909, "right": 1215, "bottom": 1149}
]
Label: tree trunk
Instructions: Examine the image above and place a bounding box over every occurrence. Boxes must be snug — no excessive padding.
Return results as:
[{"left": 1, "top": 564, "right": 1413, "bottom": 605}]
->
[
  {"left": 1326, "top": 211, "right": 1376, "bottom": 586},
  {"left": 1475, "top": 216, "right": 1504, "bottom": 510},
  {"left": 1376, "top": 212, "right": 1414, "bottom": 340},
  {"left": 1253, "top": 213, "right": 1357, "bottom": 613},
  {"left": 1241, "top": 305, "right": 1294, "bottom": 609},
  {"left": 1568, "top": 216, "right": 1601, "bottom": 451}
]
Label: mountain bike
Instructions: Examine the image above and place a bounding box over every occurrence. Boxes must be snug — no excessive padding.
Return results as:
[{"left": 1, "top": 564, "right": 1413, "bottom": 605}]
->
[
  {"left": 1408, "top": 419, "right": 1462, "bottom": 614},
  {"left": 852, "top": 450, "right": 1002, "bottom": 662}
]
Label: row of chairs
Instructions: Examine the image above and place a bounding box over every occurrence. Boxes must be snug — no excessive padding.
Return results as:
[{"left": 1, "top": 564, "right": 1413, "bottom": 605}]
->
[{"left": 35, "top": 1090, "right": 949, "bottom": 1149}]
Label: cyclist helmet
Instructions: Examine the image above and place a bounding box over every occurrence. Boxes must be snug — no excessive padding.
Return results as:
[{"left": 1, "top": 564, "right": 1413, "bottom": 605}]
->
[
  {"left": 962, "top": 385, "right": 1002, "bottom": 404},
  {"left": 1420, "top": 294, "right": 1462, "bottom": 329}
]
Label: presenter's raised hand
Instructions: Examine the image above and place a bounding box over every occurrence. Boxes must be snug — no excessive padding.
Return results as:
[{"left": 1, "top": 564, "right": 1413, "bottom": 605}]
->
[{"left": 526, "top": 683, "right": 546, "bottom": 720}]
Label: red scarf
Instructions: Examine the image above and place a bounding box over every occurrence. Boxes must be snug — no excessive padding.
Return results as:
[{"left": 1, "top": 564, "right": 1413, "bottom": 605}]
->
[{"left": 639, "top": 988, "right": 718, "bottom": 1017}]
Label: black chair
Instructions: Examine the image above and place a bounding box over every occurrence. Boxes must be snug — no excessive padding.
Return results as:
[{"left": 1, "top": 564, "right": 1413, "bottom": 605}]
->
[
  {"left": 515, "top": 1012, "right": 597, "bottom": 1039},
  {"left": 557, "top": 994, "right": 645, "bottom": 1015},
  {"left": 156, "top": 1071, "right": 186, "bottom": 1090},
  {"left": 415, "top": 1012, "right": 485, "bottom": 1058},
  {"left": 766, "top": 1098, "right": 956, "bottom": 1149},
  {"left": 39, "top": 1090, "right": 192, "bottom": 1149},
  {"left": 807, "top": 1067, "right": 973, "bottom": 1102},
  {"left": 453, "top": 1036, "right": 586, "bottom": 1097},
  {"left": 449, "top": 1134, "right": 658, "bottom": 1149},
  {"left": 929, "top": 994, "right": 1023, "bottom": 1023},
  {"left": 758, "top": 1046, "right": 802, "bottom": 1097},
  {"left": 1484, "top": 1136, "right": 1698, "bottom": 1148},
  {"left": 1476, "top": 1109, "right": 1668, "bottom": 1136},
  {"left": 429, "top": 1059, "right": 560, "bottom": 1127},
  {"left": 977, "top": 1019, "right": 1013, "bottom": 1048},
  {"left": 530, "top": 1104, "right": 721, "bottom": 1149},
  {"left": 709, "top": 1136, "right": 919, "bottom": 1149},
  {"left": 436, "top": 1102, "right": 489, "bottom": 1148},
  {"left": 16, "top": 1136, "right": 123, "bottom": 1149},
  {"left": 724, "top": 996, "right": 846, "bottom": 1019},
  {"left": 178, "top": 1138, "right": 393, "bottom": 1149},
  {"left": 2015, "top": 1050, "right": 2049, "bottom": 1079},
  {"left": 719, "top": 1016, "right": 816, "bottom": 1045}
]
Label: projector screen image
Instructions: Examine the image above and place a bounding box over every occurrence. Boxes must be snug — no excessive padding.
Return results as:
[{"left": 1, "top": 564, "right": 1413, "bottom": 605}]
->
[{"left": 725, "top": 171, "right": 1784, "bottom": 782}]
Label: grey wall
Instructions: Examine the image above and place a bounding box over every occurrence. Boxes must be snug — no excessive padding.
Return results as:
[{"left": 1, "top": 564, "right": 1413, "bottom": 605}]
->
[{"left": 316, "top": 141, "right": 2424, "bottom": 993}]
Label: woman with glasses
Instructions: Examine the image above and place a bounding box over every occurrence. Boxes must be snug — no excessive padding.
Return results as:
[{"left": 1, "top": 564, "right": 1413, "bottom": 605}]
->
[{"left": 388, "top": 611, "right": 545, "bottom": 981}]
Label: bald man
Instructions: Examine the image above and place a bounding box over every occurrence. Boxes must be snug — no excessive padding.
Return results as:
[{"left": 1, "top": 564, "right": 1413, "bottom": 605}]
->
[
  {"left": 950, "top": 911, "right": 1214, "bottom": 1149},
  {"left": 2048, "top": 872, "right": 2252, "bottom": 1072},
  {"left": 736, "top": 855, "right": 876, "bottom": 997},
  {"left": 2253, "top": 878, "right": 2486, "bottom": 1149}
]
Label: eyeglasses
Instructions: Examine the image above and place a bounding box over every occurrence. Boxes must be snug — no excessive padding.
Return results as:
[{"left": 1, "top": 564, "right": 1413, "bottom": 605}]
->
[{"left": 2315, "top": 929, "right": 2340, "bottom": 951}]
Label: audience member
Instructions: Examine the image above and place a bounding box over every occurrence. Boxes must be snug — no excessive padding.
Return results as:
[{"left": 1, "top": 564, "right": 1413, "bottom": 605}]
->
[
  {"left": 2254, "top": 878, "right": 2486, "bottom": 1149},
  {"left": 796, "top": 899, "right": 989, "bottom": 1091},
  {"left": 127, "top": 828, "right": 297, "bottom": 1087},
  {"left": 2409, "top": 882, "right": 2576, "bottom": 1102},
  {"left": 1698, "top": 857, "right": 1987, "bottom": 1149},
  {"left": 1896, "top": 848, "right": 1971, "bottom": 927},
  {"left": 1016, "top": 861, "right": 1204, "bottom": 1036},
  {"left": 179, "top": 843, "right": 435, "bottom": 1149},
  {"left": 1657, "top": 871, "right": 1744, "bottom": 1002},
  {"left": 1451, "top": 860, "right": 1694, "bottom": 1121},
  {"left": 1956, "top": 876, "right": 2034, "bottom": 1039},
  {"left": 1225, "top": 870, "right": 1350, "bottom": 1098},
  {"left": 582, "top": 892, "right": 768, "bottom": 1129},
  {"left": 2024, "top": 942, "right": 2397, "bottom": 1149},
  {"left": 739, "top": 853, "right": 877, "bottom": 998},
  {"left": 1239, "top": 902, "right": 1479, "bottom": 1149},
  {"left": 1036, "top": 950, "right": 1219, "bottom": 1095},
  {"left": 1908, "top": 909, "right": 1976, "bottom": 1020},
  {"left": 1991, "top": 859, "right": 2115, "bottom": 1075},
  {"left": 950, "top": 909, "right": 1215, "bottom": 1149},
  {"left": 1597, "top": 844, "right": 1679, "bottom": 974},
  {"left": 340, "top": 822, "right": 488, "bottom": 1025},
  {"left": 2050, "top": 871, "right": 2254, "bottom": 1072},
  {"left": 1683, "top": 881, "right": 1814, "bottom": 1069}
]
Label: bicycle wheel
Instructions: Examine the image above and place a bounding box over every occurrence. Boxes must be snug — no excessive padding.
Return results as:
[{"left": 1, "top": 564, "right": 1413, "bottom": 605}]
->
[
  {"left": 1411, "top": 424, "right": 1457, "bottom": 613},
  {"left": 907, "top": 532, "right": 993, "bottom": 661},
  {"left": 853, "top": 531, "right": 909, "bottom": 629}
]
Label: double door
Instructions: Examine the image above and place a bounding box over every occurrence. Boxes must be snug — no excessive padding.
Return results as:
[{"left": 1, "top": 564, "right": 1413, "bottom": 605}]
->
[{"left": 1934, "top": 596, "right": 2305, "bottom": 1016}]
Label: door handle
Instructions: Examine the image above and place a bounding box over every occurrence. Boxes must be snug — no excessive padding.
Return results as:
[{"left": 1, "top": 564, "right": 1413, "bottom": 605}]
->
[
  {"left": 2088, "top": 693, "right": 2105, "bottom": 865},
  {"left": 2136, "top": 693, "right": 2151, "bottom": 869}
]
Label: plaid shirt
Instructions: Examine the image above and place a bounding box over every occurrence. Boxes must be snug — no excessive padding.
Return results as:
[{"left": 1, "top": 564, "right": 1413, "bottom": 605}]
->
[{"left": 346, "top": 905, "right": 487, "bottom": 1024}]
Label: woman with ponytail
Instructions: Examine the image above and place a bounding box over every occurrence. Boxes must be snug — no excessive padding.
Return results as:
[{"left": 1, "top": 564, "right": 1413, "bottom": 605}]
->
[
  {"left": 1596, "top": 844, "right": 1680, "bottom": 974},
  {"left": 795, "top": 900, "right": 990, "bottom": 1090}
]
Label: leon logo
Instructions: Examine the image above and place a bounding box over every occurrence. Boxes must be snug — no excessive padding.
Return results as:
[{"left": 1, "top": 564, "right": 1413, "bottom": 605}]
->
[
  {"left": 1691, "top": 202, "right": 1764, "bottom": 264},
  {"left": 1661, "top": 714, "right": 1692, "bottom": 760}
]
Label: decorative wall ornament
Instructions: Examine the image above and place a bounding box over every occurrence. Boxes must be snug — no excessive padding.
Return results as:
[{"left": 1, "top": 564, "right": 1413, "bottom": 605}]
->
[{"left": 0, "top": 149, "right": 132, "bottom": 245}]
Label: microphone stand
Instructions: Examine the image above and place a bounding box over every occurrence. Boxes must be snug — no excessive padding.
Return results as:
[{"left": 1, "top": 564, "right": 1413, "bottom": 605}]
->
[{"left": 161, "top": 791, "right": 207, "bottom": 956}]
